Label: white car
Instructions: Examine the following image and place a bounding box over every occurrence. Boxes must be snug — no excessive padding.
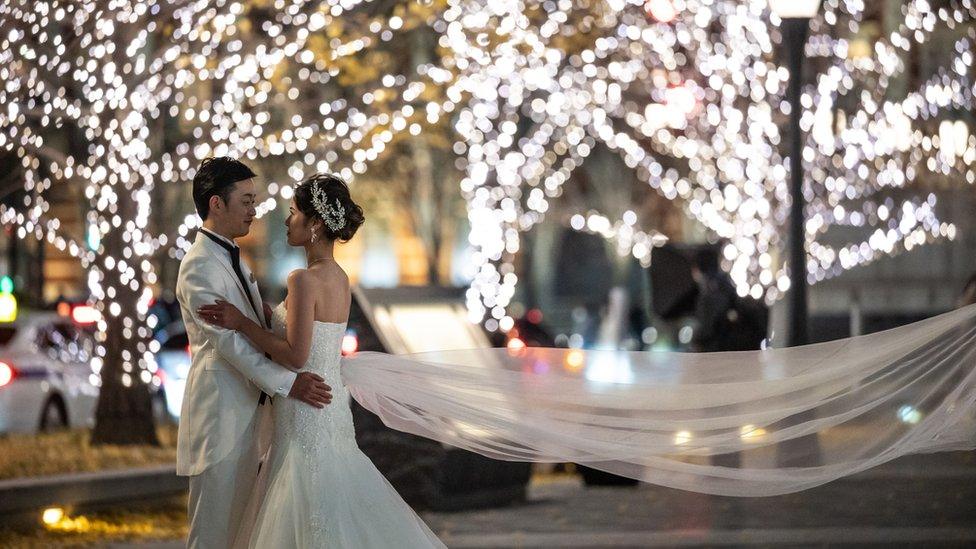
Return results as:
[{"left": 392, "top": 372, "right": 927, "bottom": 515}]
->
[
  {"left": 152, "top": 321, "right": 191, "bottom": 420},
  {"left": 0, "top": 312, "right": 101, "bottom": 434}
]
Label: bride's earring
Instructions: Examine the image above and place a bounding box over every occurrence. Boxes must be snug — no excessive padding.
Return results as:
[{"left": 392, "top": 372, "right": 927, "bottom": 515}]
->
[{"left": 311, "top": 230, "right": 318, "bottom": 244}]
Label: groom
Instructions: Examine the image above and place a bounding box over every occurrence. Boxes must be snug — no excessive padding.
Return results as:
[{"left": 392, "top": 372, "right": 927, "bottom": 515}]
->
[{"left": 175, "top": 157, "right": 333, "bottom": 548}]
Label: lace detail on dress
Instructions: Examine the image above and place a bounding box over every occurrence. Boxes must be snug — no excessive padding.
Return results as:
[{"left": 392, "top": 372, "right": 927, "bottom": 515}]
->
[
  {"left": 271, "top": 303, "right": 357, "bottom": 451},
  {"left": 270, "top": 303, "right": 355, "bottom": 541}
]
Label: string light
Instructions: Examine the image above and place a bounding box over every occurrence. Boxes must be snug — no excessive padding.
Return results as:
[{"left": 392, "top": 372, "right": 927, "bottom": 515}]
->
[
  {"left": 452, "top": 0, "right": 974, "bottom": 326},
  {"left": 0, "top": 0, "right": 408, "bottom": 393}
]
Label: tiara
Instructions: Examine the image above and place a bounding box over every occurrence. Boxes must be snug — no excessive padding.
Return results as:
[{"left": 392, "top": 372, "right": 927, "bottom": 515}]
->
[{"left": 311, "top": 182, "right": 346, "bottom": 232}]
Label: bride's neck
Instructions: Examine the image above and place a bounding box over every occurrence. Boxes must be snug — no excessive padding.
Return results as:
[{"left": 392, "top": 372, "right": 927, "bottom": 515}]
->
[{"left": 305, "top": 240, "right": 334, "bottom": 264}]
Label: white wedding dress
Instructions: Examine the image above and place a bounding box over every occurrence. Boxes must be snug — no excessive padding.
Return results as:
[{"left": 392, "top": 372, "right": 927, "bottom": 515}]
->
[{"left": 246, "top": 303, "right": 445, "bottom": 548}]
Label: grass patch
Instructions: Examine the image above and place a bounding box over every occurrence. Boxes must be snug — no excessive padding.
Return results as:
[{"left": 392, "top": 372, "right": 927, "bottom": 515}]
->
[
  {"left": 0, "top": 425, "right": 184, "bottom": 546},
  {"left": 0, "top": 425, "right": 177, "bottom": 481}
]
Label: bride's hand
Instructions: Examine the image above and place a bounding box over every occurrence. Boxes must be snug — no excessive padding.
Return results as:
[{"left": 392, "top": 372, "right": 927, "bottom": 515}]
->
[{"left": 198, "top": 300, "right": 247, "bottom": 331}]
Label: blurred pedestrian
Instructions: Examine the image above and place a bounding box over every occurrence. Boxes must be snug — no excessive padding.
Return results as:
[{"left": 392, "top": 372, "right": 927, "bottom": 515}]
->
[
  {"left": 688, "top": 249, "right": 770, "bottom": 469},
  {"left": 690, "top": 251, "right": 768, "bottom": 353}
]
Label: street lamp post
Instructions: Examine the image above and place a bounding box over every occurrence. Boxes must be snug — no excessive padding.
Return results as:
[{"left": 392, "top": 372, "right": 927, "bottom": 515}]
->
[
  {"left": 771, "top": 0, "right": 822, "bottom": 348},
  {"left": 770, "top": 0, "right": 822, "bottom": 468}
]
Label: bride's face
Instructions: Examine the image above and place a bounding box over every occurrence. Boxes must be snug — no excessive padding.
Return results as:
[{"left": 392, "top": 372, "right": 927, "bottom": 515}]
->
[{"left": 285, "top": 199, "right": 315, "bottom": 246}]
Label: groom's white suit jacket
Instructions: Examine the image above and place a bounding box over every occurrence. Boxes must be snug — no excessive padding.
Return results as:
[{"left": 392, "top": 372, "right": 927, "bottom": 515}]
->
[{"left": 175, "top": 231, "right": 297, "bottom": 476}]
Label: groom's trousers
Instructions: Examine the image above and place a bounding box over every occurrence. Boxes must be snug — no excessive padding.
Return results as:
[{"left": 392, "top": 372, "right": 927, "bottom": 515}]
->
[{"left": 187, "top": 409, "right": 268, "bottom": 549}]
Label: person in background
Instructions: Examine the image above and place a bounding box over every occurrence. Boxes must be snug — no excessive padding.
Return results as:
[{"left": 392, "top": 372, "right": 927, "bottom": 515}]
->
[{"left": 690, "top": 249, "right": 768, "bottom": 353}]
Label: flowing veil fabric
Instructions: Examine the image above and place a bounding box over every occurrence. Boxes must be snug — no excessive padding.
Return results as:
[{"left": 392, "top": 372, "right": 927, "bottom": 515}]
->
[{"left": 342, "top": 304, "right": 976, "bottom": 497}]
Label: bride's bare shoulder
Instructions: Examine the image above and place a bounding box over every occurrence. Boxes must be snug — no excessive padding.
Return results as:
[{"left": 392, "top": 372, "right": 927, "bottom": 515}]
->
[
  {"left": 290, "top": 265, "right": 347, "bottom": 292},
  {"left": 285, "top": 268, "right": 315, "bottom": 292},
  {"left": 286, "top": 268, "right": 308, "bottom": 282}
]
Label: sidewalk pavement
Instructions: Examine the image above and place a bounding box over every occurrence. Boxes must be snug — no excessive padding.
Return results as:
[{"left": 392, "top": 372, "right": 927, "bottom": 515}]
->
[{"left": 113, "top": 451, "right": 976, "bottom": 548}]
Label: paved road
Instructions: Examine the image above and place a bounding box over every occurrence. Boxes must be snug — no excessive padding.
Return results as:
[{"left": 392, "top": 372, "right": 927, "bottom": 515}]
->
[{"left": 114, "top": 452, "right": 976, "bottom": 548}]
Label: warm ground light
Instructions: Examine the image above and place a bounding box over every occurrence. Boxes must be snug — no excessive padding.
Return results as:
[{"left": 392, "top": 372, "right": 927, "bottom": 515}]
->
[{"left": 0, "top": 497, "right": 187, "bottom": 548}]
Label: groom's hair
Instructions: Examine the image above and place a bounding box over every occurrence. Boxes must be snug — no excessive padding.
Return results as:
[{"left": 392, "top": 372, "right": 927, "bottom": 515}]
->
[{"left": 192, "top": 157, "right": 257, "bottom": 220}]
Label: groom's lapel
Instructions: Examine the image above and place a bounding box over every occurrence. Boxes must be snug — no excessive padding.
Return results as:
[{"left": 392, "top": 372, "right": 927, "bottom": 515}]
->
[
  {"left": 239, "top": 259, "right": 268, "bottom": 328},
  {"left": 196, "top": 232, "right": 262, "bottom": 324}
]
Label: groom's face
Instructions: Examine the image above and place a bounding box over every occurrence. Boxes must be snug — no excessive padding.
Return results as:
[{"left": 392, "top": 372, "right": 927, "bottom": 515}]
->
[{"left": 215, "top": 178, "right": 257, "bottom": 239}]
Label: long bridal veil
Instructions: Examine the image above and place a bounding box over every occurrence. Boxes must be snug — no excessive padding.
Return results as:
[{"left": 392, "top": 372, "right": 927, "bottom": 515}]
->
[{"left": 341, "top": 304, "right": 976, "bottom": 497}]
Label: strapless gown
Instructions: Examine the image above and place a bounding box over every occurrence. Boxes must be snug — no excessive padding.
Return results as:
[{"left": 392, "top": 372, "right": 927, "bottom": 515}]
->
[{"left": 246, "top": 303, "right": 445, "bottom": 548}]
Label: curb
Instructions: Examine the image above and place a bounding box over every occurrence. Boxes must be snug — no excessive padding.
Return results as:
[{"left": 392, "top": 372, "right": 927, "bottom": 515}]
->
[{"left": 0, "top": 465, "right": 186, "bottom": 517}]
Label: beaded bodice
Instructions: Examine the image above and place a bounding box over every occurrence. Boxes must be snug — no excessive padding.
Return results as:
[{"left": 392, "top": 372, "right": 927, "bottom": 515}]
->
[{"left": 270, "top": 303, "right": 356, "bottom": 451}]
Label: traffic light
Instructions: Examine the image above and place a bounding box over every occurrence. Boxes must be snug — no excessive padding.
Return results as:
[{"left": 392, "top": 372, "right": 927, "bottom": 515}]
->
[{"left": 0, "top": 276, "right": 17, "bottom": 322}]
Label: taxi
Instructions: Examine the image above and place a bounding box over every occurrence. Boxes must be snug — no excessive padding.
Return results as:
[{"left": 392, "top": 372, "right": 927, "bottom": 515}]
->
[{"left": 0, "top": 307, "right": 101, "bottom": 434}]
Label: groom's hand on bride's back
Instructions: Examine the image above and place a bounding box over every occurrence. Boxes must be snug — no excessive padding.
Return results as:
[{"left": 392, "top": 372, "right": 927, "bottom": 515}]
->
[{"left": 289, "top": 372, "right": 332, "bottom": 408}]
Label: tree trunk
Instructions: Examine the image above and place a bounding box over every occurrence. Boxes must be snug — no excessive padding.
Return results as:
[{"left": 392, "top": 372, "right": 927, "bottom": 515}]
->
[
  {"left": 91, "top": 195, "right": 159, "bottom": 446},
  {"left": 409, "top": 138, "right": 444, "bottom": 286},
  {"left": 407, "top": 27, "right": 449, "bottom": 286},
  {"left": 29, "top": 236, "right": 45, "bottom": 306},
  {"left": 90, "top": 307, "right": 159, "bottom": 445}
]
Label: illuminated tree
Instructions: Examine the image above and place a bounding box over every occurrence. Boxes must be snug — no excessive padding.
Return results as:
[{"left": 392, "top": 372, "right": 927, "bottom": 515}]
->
[
  {"left": 0, "top": 0, "right": 457, "bottom": 443},
  {"left": 163, "top": 0, "right": 467, "bottom": 285},
  {"left": 0, "top": 0, "right": 186, "bottom": 443},
  {"left": 448, "top": 0, "right": 975, "bottom": 330}
]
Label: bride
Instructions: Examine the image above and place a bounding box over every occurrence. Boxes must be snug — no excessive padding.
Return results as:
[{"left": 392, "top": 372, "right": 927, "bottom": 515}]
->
[{"left": 197, "top": 173, "right": 445, "bottom": 548}]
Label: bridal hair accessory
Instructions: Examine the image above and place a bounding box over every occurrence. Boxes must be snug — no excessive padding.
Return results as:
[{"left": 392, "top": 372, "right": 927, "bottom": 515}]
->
[{"left": 311, "top": 182, "right": 346, "bottom": 232}]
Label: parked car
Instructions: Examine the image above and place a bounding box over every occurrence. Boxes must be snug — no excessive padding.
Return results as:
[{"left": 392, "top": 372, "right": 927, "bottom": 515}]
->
[
  {"left": 0, "top": 311, "right": 101, "bottom": 434},
  {"left": 0, "top": 307, "right": 179, "bottom": 434},
  {"left": 152, "top": 321, "right": 191, "bottom": 420}
]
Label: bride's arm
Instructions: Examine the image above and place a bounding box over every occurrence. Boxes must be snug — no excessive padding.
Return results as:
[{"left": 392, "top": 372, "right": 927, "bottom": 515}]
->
[{"left": 198, "top": 270, "right": 316, "bottom": 371}]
